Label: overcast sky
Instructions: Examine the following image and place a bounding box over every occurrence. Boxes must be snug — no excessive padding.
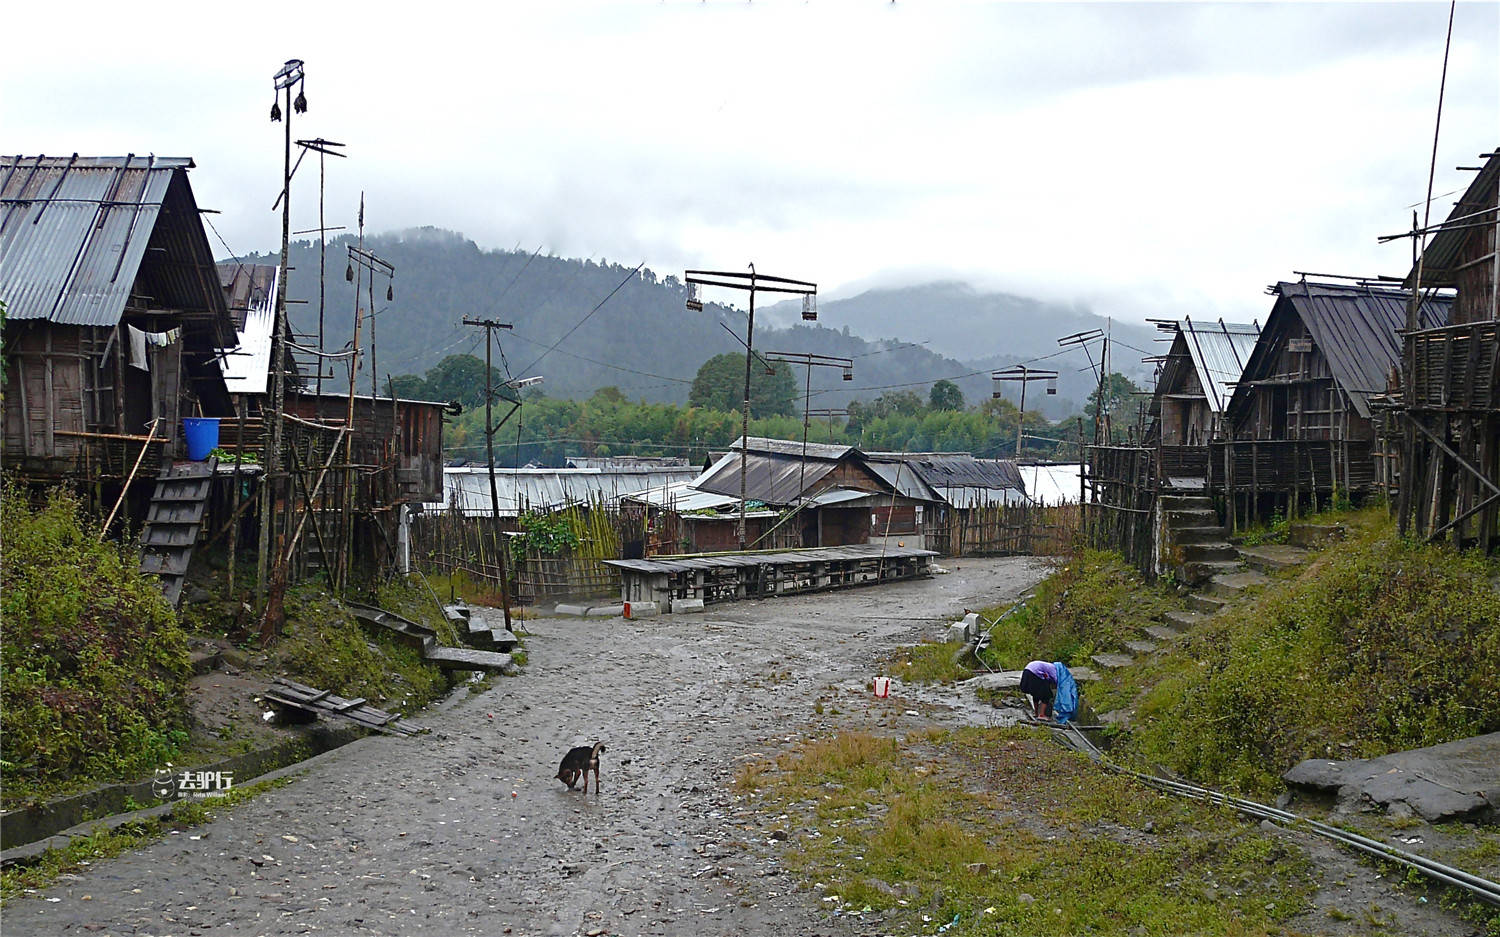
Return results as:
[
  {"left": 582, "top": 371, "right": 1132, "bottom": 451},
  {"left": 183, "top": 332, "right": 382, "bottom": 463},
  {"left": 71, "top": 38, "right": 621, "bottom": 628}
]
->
[{"left": 5, "top": 1, "right": 1496, "bottom": 327}]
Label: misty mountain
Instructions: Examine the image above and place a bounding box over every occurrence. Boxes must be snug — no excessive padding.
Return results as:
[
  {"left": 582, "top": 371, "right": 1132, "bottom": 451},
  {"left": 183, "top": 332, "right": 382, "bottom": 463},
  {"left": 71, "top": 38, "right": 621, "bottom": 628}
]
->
[
  {"left": 764, "top": 281, "right": 1159, "bottom": 416},
  {"left": 234, "top": 228, "right": 1148, "bottom": 419}
]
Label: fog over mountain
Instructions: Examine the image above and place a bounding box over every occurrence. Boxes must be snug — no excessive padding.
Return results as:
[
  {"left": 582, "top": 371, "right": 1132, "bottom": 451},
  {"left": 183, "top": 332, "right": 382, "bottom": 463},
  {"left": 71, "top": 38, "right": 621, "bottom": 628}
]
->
[{"left": 237, "top": 228, "right": 1154, "bottom": 419}]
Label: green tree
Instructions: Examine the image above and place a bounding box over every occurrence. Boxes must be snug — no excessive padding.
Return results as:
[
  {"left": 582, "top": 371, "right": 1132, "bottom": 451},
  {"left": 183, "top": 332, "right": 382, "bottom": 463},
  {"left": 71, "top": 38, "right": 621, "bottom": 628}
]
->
[
  {"left": 1086, "top": 372, "right": 1146, "bottom": 444},
  {"left": 387, "top": 373, "right": 428, "bottom": 400},
  {"left": 929, "top": 379, "right": 964, "bottom": 411},
  {"left": 422, "top": 354, "right": 504, "bottom": 409},
  {"left": 688, "top": 353, "right": 796, "bottom": 419}
]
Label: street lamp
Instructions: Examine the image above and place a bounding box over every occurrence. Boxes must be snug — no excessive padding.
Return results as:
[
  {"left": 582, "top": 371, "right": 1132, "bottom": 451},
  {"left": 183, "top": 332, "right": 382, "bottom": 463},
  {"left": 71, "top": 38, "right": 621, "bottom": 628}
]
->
[
  {"left": 684, "top": 265, "right": 818, "bottom": 550},
  {"left": 765, "top": 351, "right": 854, "bottom": 511}
]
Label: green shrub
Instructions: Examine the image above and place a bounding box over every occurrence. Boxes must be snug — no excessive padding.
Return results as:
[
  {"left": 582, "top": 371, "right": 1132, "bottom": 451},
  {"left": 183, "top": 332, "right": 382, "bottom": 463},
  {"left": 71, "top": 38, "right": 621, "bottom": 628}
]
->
[{"left": 1, "top": 486, "right": 191, "bottom": 801}]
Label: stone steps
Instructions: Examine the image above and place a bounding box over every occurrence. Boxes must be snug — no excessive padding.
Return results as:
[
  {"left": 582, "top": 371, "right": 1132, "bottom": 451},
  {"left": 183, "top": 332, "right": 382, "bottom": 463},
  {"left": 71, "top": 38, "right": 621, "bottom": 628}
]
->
[
  {"left": 1163, "top": 609, "right": 1211, "bottom": 630},
  {"left": 1207, "top": 569, "right": 1271, "bottom": 599},
  {"left": 1237, "top": 544, "right": 1310, "bottom": 575},
  {"left": 1181, "top": 542, "right": 1241, "bottom": 563},
  {"left": 1143, "top": 624, "right": 1183, "bottom": 642},
  {"left": 1186, "top": 592, "right": 1228, "bottom": 614},
  {"left": 1182, "top": 559, "right": 1245, "bottom": 585}
]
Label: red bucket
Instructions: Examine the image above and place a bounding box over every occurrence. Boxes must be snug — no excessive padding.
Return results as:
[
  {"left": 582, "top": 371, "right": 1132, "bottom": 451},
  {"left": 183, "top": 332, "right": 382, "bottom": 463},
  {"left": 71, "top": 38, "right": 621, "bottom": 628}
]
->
[{"left": 873, "top": 676, "right": 891, "bottom": 699}]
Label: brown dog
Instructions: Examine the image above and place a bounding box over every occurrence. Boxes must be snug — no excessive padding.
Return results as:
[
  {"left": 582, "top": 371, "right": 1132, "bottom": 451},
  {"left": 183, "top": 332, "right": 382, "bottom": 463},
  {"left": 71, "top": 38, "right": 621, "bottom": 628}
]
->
[{"left": 555, "top": 742, "right": 605, "bottom": 793}]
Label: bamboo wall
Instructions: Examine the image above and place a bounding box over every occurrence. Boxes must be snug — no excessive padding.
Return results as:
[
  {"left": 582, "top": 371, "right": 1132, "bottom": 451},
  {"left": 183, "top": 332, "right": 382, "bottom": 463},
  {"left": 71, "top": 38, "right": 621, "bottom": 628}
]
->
[{"left": 927, "top": 502, "right": 1080, "bottom": 557}]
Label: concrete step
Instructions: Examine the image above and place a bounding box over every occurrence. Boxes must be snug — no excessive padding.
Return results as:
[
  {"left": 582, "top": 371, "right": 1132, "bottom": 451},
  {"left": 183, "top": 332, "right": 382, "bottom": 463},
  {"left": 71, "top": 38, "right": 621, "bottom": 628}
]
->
[
  {"left": 1186, "top": 592, "right": 1228, "bottom": 614},
  {"left": 1182, "top": 559, "right": 1245, "bottom": 586},
  {"left": 1289, "top": 522, "right": 1347, "bottom": 548},
  {"left": 1160, "top": 495, "right": 1213, "bottom": 512},
  {"left": 1207, "top": 569, "right": 1271, "bottom": 599},
  {"left": 1237, "top": 544, "right": 1310, "bottom": 574},
  {"left": 1170, "top": 525, "right": 1232, "bottom": 545},
  {"left": 1166, "top": 508, "right": 1220, "bottom": 529},
  {"left": 1163, "top": 610, "right": 1211, "bottom": 630},
  {"left": 1090, "top": 652, "right": 1135, "bottom": 670},
  {"left": 1181, "top": 542, "right": 1240, "bottom": 563},
  {"left": 1123, "top": 639, "right": 1158, "bottom": 655},
  {"left": 1143, "top": 624, "right": 1183, "bottom": 642}
]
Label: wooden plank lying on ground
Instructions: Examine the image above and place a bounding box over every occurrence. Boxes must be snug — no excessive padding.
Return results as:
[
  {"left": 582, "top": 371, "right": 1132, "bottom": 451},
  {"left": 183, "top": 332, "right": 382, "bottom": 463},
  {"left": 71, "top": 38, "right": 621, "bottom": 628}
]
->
[{"left": 264, "top": 677, "right": 425, "bottom": 736}]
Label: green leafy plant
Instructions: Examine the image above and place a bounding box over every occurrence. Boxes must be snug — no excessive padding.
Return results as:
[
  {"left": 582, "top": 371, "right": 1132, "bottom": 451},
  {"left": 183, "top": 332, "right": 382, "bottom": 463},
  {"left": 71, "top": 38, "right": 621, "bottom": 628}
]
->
[{"left": 509, "top": 512, "right": 580, "bottom": 562}]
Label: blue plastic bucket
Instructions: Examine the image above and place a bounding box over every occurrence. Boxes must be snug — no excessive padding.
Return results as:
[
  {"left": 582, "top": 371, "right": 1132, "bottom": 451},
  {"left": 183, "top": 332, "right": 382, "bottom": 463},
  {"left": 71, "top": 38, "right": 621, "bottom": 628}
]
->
[{"left": 182, "top": 417, "right": 220, "bottom": 461}]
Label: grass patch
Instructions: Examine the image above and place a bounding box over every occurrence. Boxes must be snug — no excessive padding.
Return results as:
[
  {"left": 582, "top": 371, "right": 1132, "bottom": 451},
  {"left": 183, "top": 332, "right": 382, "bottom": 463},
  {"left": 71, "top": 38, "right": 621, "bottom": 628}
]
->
[
  {"left": 1124, "top": 514, "right": 1500, "bottom": 794},
  {"left": 273, "top": 583, "right": 455, "bottom": 715},
  {"left": 975, "top": 550, "right": 1182, "bottom": 673},
  {"left": 742, "top": 728, "right": 1317, "bottom": 936},
  {"left": 882, "top": 642, "right": 972, "bottom": 684},
  {"left": 0, "top": 776, "right": 292, "bottom": 905}
]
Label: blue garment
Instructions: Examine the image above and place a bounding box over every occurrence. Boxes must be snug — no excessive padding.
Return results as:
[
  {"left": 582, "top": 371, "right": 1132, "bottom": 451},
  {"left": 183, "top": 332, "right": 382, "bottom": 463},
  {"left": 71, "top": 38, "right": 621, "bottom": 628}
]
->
[{"left": 1051, "top": 661, "right": 1079, "bottom": 724}]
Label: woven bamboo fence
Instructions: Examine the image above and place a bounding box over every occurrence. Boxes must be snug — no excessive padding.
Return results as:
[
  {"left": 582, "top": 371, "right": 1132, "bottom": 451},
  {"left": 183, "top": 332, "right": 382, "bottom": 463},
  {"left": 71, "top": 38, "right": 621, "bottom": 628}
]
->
[{"left": 929, "top": 502, "right": 1081, "bottom": 557}]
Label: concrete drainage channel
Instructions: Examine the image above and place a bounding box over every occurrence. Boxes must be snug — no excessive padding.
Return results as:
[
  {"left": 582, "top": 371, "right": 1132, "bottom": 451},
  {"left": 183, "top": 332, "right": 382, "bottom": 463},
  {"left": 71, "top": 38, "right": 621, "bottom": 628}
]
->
[{"left": 0, "top": 673, "right": 484, "bottom": 866}]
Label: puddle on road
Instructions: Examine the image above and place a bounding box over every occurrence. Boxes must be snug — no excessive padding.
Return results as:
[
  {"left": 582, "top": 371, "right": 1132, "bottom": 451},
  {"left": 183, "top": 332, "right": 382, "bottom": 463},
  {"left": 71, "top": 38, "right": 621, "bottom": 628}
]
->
[{"left": 835, "top": 676, "right": 1032, "bottom": 729}]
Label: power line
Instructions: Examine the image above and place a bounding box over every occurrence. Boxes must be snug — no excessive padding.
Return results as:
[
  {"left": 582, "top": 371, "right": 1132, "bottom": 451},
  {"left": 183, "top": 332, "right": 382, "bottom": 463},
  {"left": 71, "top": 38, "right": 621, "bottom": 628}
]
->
[{"left": 517, "top": 262, "right": 645, "bottom": 376}]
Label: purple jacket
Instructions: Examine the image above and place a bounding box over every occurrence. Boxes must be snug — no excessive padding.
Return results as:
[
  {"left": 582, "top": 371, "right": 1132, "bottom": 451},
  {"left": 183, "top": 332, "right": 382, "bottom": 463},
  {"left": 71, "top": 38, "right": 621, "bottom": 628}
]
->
[{"left": 1024, "top": 660, "right": 1058, "bottom": 683}]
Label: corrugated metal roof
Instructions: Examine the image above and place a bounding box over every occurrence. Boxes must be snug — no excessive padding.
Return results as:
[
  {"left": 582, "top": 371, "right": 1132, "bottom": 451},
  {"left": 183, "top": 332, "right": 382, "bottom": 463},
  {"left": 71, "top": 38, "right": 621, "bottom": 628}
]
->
[
  {"left": 695, "top": 437, "right": 849, "bottom": 504},
  {"left": 1173, "top": 319, "right": 1260, "bottom": 414},
  {"left": 734, "top": 435, "right": 857, "bottom": 460},
  {"left": 1249, "top": 281, "right": 1452, "bottom": 419},
  {"left": 868, "top": 452, "right": 1024, "bottom": 492},
  {"left": 217, "top": 263, "right": 278, "bottom": 395},
  {"left": 1405, "top": 149, "right": 1499, "bottom": 289},
  {"left": 864, "top": 459, "right": 944, "bottom": 502},
  {"left": 423, "top": 466, "right": 700, "bottom": 517},
  {"left": 604, "top": 542, "right": 936, "bottom": 574},
  {"left": 1, "top": 156, "right": 231, "bottom": 347}
]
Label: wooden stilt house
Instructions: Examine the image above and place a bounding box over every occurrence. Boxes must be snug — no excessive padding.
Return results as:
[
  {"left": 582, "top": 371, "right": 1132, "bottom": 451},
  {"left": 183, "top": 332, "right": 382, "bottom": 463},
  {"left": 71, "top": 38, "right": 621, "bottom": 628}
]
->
[
  {"left": 1396, "top": 147, "right": 1500, "bottom": 551},
  {"left": 2, "top": 155, "right": 236, "bottom": 486},
  {"left": 1211, "top": 279, "right": 1450, "bottom": 527}
]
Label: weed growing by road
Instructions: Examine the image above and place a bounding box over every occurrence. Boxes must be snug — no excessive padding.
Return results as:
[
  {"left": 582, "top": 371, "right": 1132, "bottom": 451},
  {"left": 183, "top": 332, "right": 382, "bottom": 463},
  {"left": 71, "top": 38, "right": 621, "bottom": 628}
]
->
[
  {"left": 739, "top": 728, "right": 1317, "bottom": 936},
  {"left": 882, "top": 642, "right": 971, "bottom": 684}
]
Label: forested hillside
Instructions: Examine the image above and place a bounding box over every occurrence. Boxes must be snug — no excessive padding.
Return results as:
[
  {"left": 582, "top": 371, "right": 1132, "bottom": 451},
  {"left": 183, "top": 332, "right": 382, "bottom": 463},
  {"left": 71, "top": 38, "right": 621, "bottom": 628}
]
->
[{"left": 233, "top": 228, "right": 1137, "bottom": 418}]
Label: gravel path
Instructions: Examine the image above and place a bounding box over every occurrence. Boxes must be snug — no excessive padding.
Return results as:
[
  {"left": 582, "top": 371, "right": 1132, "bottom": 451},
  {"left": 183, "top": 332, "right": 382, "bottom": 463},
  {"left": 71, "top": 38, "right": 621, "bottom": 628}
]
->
[{"left": 10, "top": 558, "right": 1046, "bottom": 937}]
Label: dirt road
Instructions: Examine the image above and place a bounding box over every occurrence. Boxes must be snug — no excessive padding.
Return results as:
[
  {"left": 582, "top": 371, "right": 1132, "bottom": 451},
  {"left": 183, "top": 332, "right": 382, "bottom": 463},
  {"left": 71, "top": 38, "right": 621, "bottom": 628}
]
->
[{"left": 10, "top": 557, "right": 1046, "bottom": 936}]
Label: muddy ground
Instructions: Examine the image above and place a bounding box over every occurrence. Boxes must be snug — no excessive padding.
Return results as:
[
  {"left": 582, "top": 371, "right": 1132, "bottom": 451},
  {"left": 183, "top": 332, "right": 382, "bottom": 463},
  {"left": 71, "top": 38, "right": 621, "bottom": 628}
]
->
[{"left": 7, "top": 557, "right": 1490, "bottom": 936}]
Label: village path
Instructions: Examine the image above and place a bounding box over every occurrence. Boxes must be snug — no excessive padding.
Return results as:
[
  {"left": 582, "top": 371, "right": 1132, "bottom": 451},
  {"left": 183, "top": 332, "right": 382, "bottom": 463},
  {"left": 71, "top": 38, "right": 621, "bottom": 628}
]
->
[{"left": 9, "top": 557, "right": 1047, "bottom": 937}]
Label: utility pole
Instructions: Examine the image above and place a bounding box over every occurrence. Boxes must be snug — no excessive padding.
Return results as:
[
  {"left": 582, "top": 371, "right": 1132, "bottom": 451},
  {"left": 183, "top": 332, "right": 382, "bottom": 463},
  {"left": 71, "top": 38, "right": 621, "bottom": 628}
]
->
[
  {"left": 342, "top": 230, "right": 393, "bottom": 593},
  {"left": 992, "top": 366, "right": 1058, "bottom": 459},
  {"left": 764, "top": 351, "right": 853, "bottom": 512},
  {"left": 258, "top": 58, "right": 307, "bottom": 600},
  {"left": 463, "top": 317, "right": 515, "bottom": 630},
  {"left": 685, "top": 266, "right": 818, "bottom": 550},
  {"left": 807, "top": 408, "right": 850, "bottom": 443}
]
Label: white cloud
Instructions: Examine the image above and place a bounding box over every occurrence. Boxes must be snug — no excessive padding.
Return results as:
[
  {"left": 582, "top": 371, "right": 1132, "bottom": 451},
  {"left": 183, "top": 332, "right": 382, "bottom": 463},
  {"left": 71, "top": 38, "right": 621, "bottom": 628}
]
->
[{"left": 3, "top": 1, "right": 1495, "bottom": 328}]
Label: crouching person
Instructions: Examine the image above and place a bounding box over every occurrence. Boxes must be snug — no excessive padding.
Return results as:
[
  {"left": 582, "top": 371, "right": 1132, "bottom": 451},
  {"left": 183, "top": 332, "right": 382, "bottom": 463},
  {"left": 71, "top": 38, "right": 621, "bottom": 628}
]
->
[{"left": 1019, "top": 659, "right": 1079, "bottom": 724}]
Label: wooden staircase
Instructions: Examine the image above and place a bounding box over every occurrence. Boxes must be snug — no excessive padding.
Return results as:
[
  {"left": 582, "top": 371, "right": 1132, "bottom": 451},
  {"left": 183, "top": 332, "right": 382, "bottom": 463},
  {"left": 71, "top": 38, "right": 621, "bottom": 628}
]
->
[{"left": 139, "top": 459, "right": 217, "bottom": 607}]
